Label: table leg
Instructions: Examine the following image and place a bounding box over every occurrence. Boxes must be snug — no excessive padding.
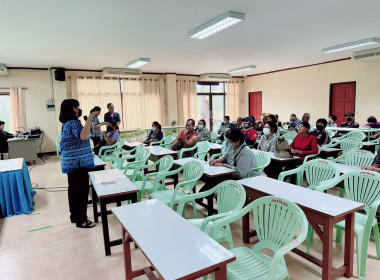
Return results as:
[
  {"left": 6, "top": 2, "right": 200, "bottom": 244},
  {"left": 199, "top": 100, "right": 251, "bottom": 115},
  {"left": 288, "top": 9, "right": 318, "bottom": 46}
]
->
[
  {"left": 242, "top": 212, "right": 250, "bottom": 244},
  {"left": 173, "top": 173, "right": 179, "bottom": 186},
  {"left": 100, "top": 200, "right": 111, "bottom": 256},
  {"left": 322, "top": 218, "right": 333, "bottom": 280},
  {"left": 214, "top": 264, "right": 227, "bottom": 280},
  {"left": 122, "top": 228, "right": 133, "bottom": 280},
  {"left": 344, "top": 212, "right": 355, "bottom": 278},
  {"left": 92, "top": 186, "right": 98, "bottom": 223},
  {"left": 207, "top": 195, "right": 213, "bottom": 216}
]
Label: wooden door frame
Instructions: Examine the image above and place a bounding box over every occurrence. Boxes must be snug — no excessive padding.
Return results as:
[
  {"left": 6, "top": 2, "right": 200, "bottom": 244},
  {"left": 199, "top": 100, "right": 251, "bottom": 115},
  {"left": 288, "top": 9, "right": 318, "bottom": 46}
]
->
[
  {"left": 248, "top": 91, "right": 262, "bottom": 119},
  {"left": 329, "top": 81, "right": 356, "bottom": 116}
]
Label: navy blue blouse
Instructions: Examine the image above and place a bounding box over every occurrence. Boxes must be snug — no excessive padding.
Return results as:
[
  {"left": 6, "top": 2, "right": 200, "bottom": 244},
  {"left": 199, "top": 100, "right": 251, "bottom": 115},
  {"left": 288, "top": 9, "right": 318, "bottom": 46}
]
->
[{"left": 60, "top": 120, "right": 95, "bottom": 174}]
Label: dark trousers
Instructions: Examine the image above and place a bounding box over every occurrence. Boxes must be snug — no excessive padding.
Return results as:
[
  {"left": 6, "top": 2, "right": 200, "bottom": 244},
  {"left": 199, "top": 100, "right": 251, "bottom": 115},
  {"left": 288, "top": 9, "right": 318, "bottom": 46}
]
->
[
  {"left": 264, "top": 160, "right": 303, "bottom": 182},
  {"left": 91, "top": 137, "right": 102, "bottom": 147},
  {"left": 67, "top": 168, "right": 90, "bottom": 225}
]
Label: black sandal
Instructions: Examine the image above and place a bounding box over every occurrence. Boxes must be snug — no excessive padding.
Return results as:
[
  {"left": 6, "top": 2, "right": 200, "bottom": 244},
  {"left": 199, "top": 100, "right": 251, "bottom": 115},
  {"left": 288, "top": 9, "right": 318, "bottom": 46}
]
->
[{"left": 76, "top": 220, "right": 96, "bottom": 228}]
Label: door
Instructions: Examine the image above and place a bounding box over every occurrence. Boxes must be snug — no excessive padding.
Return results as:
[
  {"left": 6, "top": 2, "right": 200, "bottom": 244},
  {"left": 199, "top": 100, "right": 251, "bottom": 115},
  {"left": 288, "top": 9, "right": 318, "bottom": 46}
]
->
[
  {"left": 249, "top": 92, "right": 262, "bottom": 120},
  {"left": 330, "top": 82, "right": 356, "bottom": 126}
]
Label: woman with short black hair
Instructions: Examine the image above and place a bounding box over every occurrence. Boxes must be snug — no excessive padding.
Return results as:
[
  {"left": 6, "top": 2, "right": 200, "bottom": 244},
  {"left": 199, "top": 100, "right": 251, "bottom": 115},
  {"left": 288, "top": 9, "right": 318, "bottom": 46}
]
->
[
  {"left": 87, "top": 106, "right": 107, "bottom": 147},
  {"left": 258, "top": 121, "right": 278, "bottom": 152},
  {"left": 290, "top": 121, "right": 318, "bottom": 158},
  {"left": 196, "top": 119, "right": 211, "bottom": 142},
  {"left": 59, "top": 99, "right": 99, "bottom": 228},
  {"left": 144, "top": 121, "right": 164, "bottom": 144}
]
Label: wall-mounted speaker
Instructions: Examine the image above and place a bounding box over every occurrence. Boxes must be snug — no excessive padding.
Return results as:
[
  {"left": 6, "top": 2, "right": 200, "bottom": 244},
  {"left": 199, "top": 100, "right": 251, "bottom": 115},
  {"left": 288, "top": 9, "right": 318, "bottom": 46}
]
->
[{"left": 55, "top": 68, "right": 66, "bottom": 81}]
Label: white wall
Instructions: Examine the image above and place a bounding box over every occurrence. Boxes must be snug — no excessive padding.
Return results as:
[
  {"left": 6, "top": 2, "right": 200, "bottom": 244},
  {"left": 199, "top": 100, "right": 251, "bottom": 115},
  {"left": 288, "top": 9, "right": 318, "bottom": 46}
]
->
[
  {"left": 0, "top": 69, "right": 67, "bottom": 153},
  {"left": 243, "top": 59, "right": 380, "bottom": 125}
]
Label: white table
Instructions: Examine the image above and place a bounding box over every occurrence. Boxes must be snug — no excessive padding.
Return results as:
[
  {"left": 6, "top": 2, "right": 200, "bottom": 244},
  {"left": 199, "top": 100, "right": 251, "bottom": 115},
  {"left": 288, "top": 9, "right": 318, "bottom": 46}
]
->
[
  {"left": 112, "top": 199, "right": 235, "bottom": 280},
  {"left": 265, "top": 151, "right": 300, "bottom": 161},
  {"left": 208, "top": 143, "right": 222, "bottom": 156},
  {"left": 123, "top": 141, "right": 146, "bottom": 149},
  {"left": 89, "top": 169, "right": 138, "bottom": 256},
  {"left": 238, "top": 176, "right": 364, "bottom": 280},
  {"left": 326, "top": 127, "right": 380, "bottom": 133},
  {"left": 319, "top": 147, "right": 342, "bottom": 159},
  {"left": 93, "top": 155, "right": 106, "bottom": 170},
  {"left": 147, "top": 145, "right": 178, "bottom": 163},
  {"left": 335, "top": 163, "right": 361, "bottom": 174}
]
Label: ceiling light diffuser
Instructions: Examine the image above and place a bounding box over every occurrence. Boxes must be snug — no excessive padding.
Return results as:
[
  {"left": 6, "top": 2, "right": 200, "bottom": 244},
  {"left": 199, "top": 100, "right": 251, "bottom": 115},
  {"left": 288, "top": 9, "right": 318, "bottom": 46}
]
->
[
  {"left": 189, "top": 11, "right": 245, "bottom": 40},
  {"left": 127, "top": 58, "right": 150, "bottom": 68},
  {"left": 322, "top": 37, "right": 380, "bottom": 53},
  {"left": 228, "top": 65, "right": 256, "bottom": 73}
]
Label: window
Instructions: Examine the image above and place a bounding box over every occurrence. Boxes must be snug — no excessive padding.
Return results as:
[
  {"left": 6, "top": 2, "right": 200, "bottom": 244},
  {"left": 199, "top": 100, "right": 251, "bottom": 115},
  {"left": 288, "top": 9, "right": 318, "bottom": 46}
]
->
[
  {"left": 0, "top": 93, "right": 10, "bottom": 131},
  {"left": 196, "top": 82, "right": 225, "bottom": 132}
]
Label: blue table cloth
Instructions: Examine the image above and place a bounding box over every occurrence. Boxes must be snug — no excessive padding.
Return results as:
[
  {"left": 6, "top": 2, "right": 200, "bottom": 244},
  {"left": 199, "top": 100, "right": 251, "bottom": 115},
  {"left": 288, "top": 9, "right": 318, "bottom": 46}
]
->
[{"left": 0, "top": 159, "right": 36, "bottom": 217}]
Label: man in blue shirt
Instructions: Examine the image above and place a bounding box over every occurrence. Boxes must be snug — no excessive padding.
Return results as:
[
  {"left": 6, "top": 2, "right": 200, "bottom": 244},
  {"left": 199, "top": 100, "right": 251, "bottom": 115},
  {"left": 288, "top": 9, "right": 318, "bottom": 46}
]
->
[{"left": 104, "top": 103, "right": 121, "bottom": 132}]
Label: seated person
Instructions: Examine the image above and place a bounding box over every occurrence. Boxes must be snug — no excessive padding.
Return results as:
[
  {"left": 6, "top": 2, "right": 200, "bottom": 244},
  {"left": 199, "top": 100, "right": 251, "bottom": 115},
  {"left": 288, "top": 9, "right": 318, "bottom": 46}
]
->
[
  {"left": 237, "top": 117, "right": 243, "bottom": 129},
  {"left": 217, "top": 115, "right": 230, "bottom": 141},
  {"left": 257, "top": 121, "right": 278, "bottom": 152},
  {"left": 0, "top": 121, "right": 16, "bottom": 160},
  {"left": 327, "top": 115, "right": 338, "bottom": 127},
  {"left": 195, "top": 119, "right": 211, "bottom": 142},
  {"left": 170, "top": 119, "right": 199, "bottom": 152},
  {"left": 311, "top": 118, "right": 329, "bottom": 146},
  {"left": 364, "top": 116, "right": 380, "bottom": 139},
  {"left": 144, "top": 121, "right": 163, "bottom": 144},
  {"left": 363, "top": 146, "right": 380, "bottom": 172},
  {"left": 300, "top": 113, "right": 315, "bottom": 132},
  {"left": 241, "top": 117, "right": 258, "bottom": 146},
  {"left": 337, "top": 112, "right": 359, "bottom": 136},
  {"left": 290, "top": 122, "right": 318, "bottom": 159},
  {"left": 288, "top": 114, "right": 301, "bottom": 131},
  {"left": 94, "top": 121, "right": 120, "bottom": 155},
  {"left": 255, "top": 120, "right": 264, "bottom": 132},
  {"left": 222, "top": 121, "right": 238, "bottom": 136}
]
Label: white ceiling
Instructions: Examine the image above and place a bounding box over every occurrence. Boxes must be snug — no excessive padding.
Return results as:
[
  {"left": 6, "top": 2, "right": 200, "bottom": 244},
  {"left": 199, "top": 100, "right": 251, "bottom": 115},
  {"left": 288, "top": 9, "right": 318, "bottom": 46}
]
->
[{"left": 1, "top": 0, "right": 380, "bottom": 75}]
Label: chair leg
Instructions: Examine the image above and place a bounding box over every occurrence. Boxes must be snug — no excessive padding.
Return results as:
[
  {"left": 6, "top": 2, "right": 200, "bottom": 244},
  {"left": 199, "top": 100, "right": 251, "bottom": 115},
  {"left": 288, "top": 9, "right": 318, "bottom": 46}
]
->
[
  {"left": 356, "top": 232, "right": 364, "bottom": 280},
  {"left": 339, "top": 188, "right": 345, "bottom": 198},
  {"left": 373, "top": 224, "right": 380, "bottom": 259},
  {"left": 192, "top": 200, "right": 198, "bottom": 218},
  {"left": 306, "top": 224, "right": 313, "bottom": 254},
  {"left": 227, "top": 235, "right": 234, "bottom": 250},
  {"left": 137, "top": 191, "right": 142, "bottom": 202},
  {"left": 336, "top": 228, "right": 343, "bottom": 243}
]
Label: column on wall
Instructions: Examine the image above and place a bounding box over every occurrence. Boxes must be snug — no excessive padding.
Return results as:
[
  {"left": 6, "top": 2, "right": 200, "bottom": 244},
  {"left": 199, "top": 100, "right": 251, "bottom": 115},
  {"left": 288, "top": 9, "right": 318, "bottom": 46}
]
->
[{"left": 165, "top": 74, "right": 177, "bottom": 126}]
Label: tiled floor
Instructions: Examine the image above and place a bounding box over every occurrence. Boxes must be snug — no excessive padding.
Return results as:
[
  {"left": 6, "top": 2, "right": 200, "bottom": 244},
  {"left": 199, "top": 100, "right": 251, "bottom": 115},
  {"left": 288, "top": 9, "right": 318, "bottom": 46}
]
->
[{"left": 0, "top": 156, "right": 379, "bottom": 279}]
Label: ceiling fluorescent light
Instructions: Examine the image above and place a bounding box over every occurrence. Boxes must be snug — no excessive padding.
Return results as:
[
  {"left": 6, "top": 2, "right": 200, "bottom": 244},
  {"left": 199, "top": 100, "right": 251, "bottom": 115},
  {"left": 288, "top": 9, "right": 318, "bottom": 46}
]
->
[
  {"left": 189, "top": 11, "right": 245, "bottom": 40},
  {"left": 322, "top": 37, "right": 380, "bottom": 53},
  {"left": 127, "top": 58, "right": 150, "bottom": 68},
  {"left": 228, "top": 65, "right": 256, "bottom": 73}
]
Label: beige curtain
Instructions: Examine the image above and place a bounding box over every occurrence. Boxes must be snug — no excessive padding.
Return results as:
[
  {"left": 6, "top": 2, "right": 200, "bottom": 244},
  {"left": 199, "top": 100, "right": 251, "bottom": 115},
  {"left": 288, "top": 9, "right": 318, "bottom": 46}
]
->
[
  {"left": 176, "top": 80, "right": 197, "bottom": 125},
  {"left": 10, "top": 87, "right": 27, "bottom": 133},
  {"left": 76, "top": 77, "right": 122, "bottom": 127},
  {"left": 226, "top": 81, "right": 242, "bottom": 120},
  {"left": 122, "top": 79, "right": 165, "bottom": 129}
]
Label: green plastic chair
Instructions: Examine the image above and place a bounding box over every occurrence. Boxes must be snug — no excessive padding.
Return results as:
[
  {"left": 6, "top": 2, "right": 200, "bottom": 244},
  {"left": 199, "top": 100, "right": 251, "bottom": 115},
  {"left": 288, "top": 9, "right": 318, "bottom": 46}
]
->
[
  {"left": 208, "top": 196, "right": 308, "bottom": 280},
  {"left": 99, "top": 140, "right": 124, "bottom": 162},
  {"left": 210, "top": 131, "right": 221, "bottom": 144},
  {"left": 131, "top": 155, "right": 174, "bottom": 201},
  {"left": 150, "top": 161, "right": 204, "bottom": 217},
  {"left": 314, "top": 170, "right": 380, "bottom": 280},
  {"left": 325, "top": 129, "right": 335, "bottom": 138},
  {"left": 278, "top": 158, "right": 340, "bottom": 189},
  {"left": 304, "top": 145, "right": 321, "bottom": 162},
  {"left": 325, "top": 137, "right": 364, "bottom": 154},
  {"left": 55, "top": 133, "right": 61, "bottom": 157},
  {"left": 335, "top": 131, "right": 366, "bottom": 141},
  {"left": 148, "top": 131, "right": 167, "bottom": 146},
  {"left": 332, "top": 149, "right": 375, "bottom": 167},
  {"left": 121, "top": 148, "right": 151, "bottom": 178},
  {"left": 111, "top": 143, "right": 145, "bottom": 169},
  {"left": 368, "top": 137, "right": 380, "bottom": 153},
  {"left": 178, "top": 141, "right": 210, "bottom": 160},
  {"left": 248, "top": 150, "right": 271, "bottom": 177},
  {"left": 282, "top": 124, "right": 289, "bottom": 131},
  {"left": 176, "top": 180, "right": 246, "bottom": 249},
  {"left": 160, "top": 135, "right": 176, "bottom": 149},
  {"left": 282, "top": 131, "right": 297, "bottom": 141},
  {"left": 210, "top": 153, "right": 221, "bottom": 160}
]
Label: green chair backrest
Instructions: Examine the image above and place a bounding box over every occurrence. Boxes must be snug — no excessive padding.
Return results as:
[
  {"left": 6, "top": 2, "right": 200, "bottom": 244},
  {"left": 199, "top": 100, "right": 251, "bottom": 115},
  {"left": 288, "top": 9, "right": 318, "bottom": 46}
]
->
[
  {"left": 251, "top": 150, "right": 271, "bottom": 171},
  {"left": 158, "top": 155, "right": 174, "bottom": 172},
  {"left": 282, "top": 124, "right": 289, "bottom": 130},
  {"left": 282, "top": 131, "right": 297, "bottom": 141},
  {"left": 301, "top": 159, "right": 340, "bottom": 189},
  {"left": 345, "top": 131, "right": 366, "bottom": 141},
  {"left": 326, "top": 129, "right": 334, "bottom": 138},
  {"left": 340, "top": 137, "right": 364, "bottom": 153},
  {"left": 342, "top": 170, "right": 380, "bottom": 214},
  {"left": 343, "top": 149, "right": 375, "bottom": 168},
  {"left": 162, "top": 135, "right": 176, "bottom": 149},
  {"left": 210, "top": 131, "right": 218, "bottom": 141},
  {"left": 181, "top": 161, "right": 204, "bottom": 193},
  {"left": 216, "top": 180, "right": 246, "bottom": 214},
  {"left": 247, "top": 196, "right": 307, "bottom": 253},
  {"left": 194, "top": 141, "right": 211, "bottom": 160},
  {"left": 136, "top": 148, "right": 151, "bottom": 163}
]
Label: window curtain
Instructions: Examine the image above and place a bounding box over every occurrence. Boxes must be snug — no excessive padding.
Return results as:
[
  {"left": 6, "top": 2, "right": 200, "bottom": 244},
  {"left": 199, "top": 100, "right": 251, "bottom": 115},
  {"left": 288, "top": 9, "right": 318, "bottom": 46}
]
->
[
  {"left": 226, "top": 81, "right": 242, "bottom": 120},
  {"left": 76, "top": 77, "right": 122, "bottom": 127},
  {"left": 9, "top": 87, "right": 27, "bottom": 133},
  {"left": 122, "top": 78, "right": 165, "bottom": 129},
  {"left": 176, "top": 80, "right": 197, "bottom": 125}
]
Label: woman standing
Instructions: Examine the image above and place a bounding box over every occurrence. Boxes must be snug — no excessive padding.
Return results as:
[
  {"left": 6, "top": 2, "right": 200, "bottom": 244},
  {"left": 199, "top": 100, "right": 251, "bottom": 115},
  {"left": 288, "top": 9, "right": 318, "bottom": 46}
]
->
[
  {"left": 59, "top": 99, "right": 98, "bottom": 228},
  {"left": 89, "top": 106, "right": 107, "bottom": 147}
]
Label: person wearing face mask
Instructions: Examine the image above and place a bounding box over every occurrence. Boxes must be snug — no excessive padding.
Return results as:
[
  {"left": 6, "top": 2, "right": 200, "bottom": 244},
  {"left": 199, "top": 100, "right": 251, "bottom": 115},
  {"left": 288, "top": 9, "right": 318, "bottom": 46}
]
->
[
  {"left": 337, "top": 112, "right": 359, "bottom": 136},
  {"left": 144, "top": 121, "right": 163, "bottom": 144},
  {"left": 217, "top": 115, "right": 230, "bottom": 141},
  {"left": 311, "top": 118, "right": 329, "bottom": 146},
  {"left": 195, "top": 119, "right": 211, "bottom": 142},
  {"left": 364, "top": 116, "right": 380, "bottom": 140},
  {"left": 59, "top": 99, "right": 98, "bottom": 229},
  {"left": 257, "top": 121, "right": 278, "bottom": 152},
  {"left": 241, "top": 117, "right": 258, "bottom": 146}
]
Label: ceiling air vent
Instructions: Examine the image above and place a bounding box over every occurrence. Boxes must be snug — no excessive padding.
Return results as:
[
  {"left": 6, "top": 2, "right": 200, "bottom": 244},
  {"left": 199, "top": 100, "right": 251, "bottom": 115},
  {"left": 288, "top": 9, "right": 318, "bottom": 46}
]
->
[
  {"left": 353, "top": 47, "right": 380, "bottom": 61},
  {"left": 199, "top": 73, "right": 231, "bottom": 81},
  {"left": 102, "top": 68, "right": 142, "bottom": 78}
]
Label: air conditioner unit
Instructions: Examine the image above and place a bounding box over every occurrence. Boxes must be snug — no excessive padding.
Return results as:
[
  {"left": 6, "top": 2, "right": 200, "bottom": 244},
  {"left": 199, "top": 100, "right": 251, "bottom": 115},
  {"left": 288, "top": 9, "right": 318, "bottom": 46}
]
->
[
  {"left": 352, "top": 47, "right": 380, "bottom": 61},
  {"left": 102, "top": 67, "right": 142, "bottom": 78},
  {"left": 0, "top": 64, "right": 8, "bottom": 76},
  {"left": 199, "top": 73, "right": 231, "bottom": 81}
]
